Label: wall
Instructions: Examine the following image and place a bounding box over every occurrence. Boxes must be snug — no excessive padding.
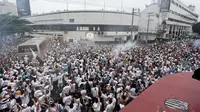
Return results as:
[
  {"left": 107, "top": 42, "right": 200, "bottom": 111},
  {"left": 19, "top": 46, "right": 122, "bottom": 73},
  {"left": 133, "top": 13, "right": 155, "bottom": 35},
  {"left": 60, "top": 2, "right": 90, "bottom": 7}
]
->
[
  {"left": 170, "top": 0, "right": 198, "bottom": 21},
  {"left": 140, "top": 34, "right": 157, "bottom": 40},
  {"left": 138, "top": 4, "right": 160, "bottom": 34},
  {"left": 22, "top": 10, "right": 139, "bottom": 26}
]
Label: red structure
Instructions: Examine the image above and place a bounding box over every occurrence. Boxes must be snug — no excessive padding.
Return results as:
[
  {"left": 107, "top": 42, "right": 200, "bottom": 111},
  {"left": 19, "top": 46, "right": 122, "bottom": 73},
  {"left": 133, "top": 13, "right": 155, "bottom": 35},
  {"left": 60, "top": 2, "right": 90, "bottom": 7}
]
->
[{"left": 121, "top": 72, "right": 200, "bottom": 112}]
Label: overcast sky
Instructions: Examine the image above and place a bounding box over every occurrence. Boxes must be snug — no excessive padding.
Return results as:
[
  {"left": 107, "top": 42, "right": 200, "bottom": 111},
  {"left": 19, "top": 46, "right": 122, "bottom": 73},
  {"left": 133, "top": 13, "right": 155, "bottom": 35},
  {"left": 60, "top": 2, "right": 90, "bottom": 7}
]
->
[{"left": 8, "top": 0, "right": 200, "bottom": 20}]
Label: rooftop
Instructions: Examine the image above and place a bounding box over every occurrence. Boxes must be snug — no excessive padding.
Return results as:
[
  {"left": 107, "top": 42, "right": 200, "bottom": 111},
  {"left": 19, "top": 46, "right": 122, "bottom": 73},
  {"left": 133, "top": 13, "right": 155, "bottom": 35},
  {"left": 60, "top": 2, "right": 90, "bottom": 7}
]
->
[{"left": 21, "top": 9, "right": 137, "bottom": 18}]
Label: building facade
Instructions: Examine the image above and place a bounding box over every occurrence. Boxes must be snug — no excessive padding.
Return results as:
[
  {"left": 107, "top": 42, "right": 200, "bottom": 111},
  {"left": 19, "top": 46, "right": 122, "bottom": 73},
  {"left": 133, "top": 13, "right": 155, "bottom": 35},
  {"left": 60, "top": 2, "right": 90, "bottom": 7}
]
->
[
  {"left": 22, "top": 10, "right": 140, "bottom": 42},
  {"left": 138, "top": 0, "right": 198, "bottom": 40}
]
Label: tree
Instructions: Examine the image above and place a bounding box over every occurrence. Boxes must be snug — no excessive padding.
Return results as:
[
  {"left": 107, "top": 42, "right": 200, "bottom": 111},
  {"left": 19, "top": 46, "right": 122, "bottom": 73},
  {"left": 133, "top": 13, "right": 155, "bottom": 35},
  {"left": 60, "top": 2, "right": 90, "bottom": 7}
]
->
[
  {"left": 0, "top": 13, "right": 32, "bottom": 36},
  {"left": 192, "top": 22, "right": 200, "bottom": 35}
]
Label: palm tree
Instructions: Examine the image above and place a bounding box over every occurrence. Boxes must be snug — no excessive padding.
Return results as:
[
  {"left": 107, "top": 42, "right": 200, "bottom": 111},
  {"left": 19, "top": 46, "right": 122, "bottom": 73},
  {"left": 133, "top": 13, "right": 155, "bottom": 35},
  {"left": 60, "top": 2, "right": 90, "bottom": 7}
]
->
[{"left": 0, "top": 13, "right": 32, "bottom": 36}]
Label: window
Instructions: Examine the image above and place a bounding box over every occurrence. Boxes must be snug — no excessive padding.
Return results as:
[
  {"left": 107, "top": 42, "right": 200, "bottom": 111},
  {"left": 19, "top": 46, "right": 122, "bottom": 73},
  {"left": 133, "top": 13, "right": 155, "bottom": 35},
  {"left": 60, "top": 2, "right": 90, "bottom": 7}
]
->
[
  {"left": 69, "top": 19, "right": 74, "bottom": 23},
  {"left": 98, "top": 27, "right": 100, "bottom": 31},
  {"left": 80, "top": 27, "right": 83, "bottom": 31},
  {"left": 93, "top": 27, "right": 95, "bottom": 31},
  {"left": 82, "top": 27, "right": 89, "bottom": 31},
  {"left": 77, "top": 27, "right": 79, "bottom": 31},
  {"left": 168, "top": 18, "right": 192, "bottom": 25},
  {"left": 18, "top": 45, "right": 38, "bottom": 53}
]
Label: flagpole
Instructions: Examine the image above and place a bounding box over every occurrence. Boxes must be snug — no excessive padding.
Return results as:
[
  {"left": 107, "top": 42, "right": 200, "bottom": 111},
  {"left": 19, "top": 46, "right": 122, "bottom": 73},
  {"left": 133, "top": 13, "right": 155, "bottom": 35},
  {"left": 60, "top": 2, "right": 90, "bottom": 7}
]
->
[
  {"left": 121, "top": 0, "right": 123, "bottom": 12},
  {"left": 84, "top": 0, "right": 86, "bottom": 10},
  {"left": 66, "top": 0, "right": 68, "bottom": 10},
  {"left": 104, "top": 0, "right": 105, "bottom": 10}
]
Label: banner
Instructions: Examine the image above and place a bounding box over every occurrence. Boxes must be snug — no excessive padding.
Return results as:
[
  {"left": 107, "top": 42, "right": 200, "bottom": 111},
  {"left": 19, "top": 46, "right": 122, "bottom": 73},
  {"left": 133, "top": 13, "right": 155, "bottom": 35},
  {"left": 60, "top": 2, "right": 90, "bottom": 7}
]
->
[
  {"left": 160, "top": 0, "right": 171, "bottom": 12},
  {"left": 30, "top": 48, "right": 44, "bottom": 66},
  {"left": 30, "top": 48, "right": 37, "bottom": 59},
  {"left": 16, "top": 0, "right": 31, "bottom": 16}
]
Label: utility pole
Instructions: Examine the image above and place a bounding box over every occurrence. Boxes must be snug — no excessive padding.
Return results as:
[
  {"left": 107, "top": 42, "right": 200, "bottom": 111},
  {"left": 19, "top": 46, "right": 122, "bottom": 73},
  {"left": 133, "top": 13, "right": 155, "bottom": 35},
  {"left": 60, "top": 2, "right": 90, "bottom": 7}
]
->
[
  {"left": 131, "top": 8, "right": 135, "bottom": 41},
  {"left": 104, "top": 0, "right": 105, "bottom": 10},
  {"left": 84, "top": 0, "right": 86, "bottom": 10},
  {"left": 66, "top": 0, "right": 68, "bottom": 10},
  {"left": 146, "top": 12, "right": 154, "bottom": 42}
]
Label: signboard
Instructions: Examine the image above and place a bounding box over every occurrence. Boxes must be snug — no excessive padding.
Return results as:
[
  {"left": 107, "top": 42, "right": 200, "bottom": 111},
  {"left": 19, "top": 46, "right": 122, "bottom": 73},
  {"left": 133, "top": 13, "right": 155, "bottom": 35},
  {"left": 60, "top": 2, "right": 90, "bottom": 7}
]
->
[
  {"left": 160, "top": 0, "right": 171, "bottom": 12},
  {"left": 16, "top": 0, "right": 31, "bottom": 16}
]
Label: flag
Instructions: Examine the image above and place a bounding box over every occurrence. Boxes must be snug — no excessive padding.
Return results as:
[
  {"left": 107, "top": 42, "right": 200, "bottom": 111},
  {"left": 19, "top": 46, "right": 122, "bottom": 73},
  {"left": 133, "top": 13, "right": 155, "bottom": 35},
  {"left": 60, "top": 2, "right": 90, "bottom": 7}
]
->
[
  {"left": 30, "top": 48, "right": 37, "bottom": 59},
  {"left": 36, "top": 56, "right": 44, "bottom": 66},
  {"left": 30, "top": 48, "right": 44, "bottom": 66}
]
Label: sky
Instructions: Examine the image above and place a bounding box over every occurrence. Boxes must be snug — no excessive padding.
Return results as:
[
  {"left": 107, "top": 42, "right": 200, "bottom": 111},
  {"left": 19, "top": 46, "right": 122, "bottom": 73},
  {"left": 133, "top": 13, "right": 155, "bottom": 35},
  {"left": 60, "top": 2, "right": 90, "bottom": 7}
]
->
[{"left": 7, "top": 0, "right": 200, "bottom": 20}]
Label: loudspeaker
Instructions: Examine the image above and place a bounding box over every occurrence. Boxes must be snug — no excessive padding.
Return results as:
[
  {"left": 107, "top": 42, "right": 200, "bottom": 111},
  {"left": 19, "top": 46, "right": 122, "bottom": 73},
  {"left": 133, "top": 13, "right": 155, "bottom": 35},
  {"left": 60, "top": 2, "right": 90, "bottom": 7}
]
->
[{"left": 192, "top": 68, "right": 200, "bottom": 81}]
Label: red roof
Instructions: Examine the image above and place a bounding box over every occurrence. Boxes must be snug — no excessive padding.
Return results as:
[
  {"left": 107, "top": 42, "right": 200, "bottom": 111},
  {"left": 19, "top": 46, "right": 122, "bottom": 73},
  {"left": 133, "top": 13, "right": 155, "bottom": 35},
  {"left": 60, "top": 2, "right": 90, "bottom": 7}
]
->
[{"left": 121, "top": 72, "right": 200, "bottom": 112}]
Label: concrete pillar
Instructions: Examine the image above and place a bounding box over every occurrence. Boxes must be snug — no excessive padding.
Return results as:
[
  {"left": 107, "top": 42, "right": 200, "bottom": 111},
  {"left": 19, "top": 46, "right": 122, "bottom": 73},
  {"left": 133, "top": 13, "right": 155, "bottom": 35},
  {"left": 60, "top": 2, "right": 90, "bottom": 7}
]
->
[
  {"left": 178, "top": 26, "right": 180, "bottom": 37},
  {"left": 174, "top": 25, "right": 177, "bottom": 37},
  {"left": 167, "top": 25, "right": 170, "bottom": 34},
  {"left": 171, "top": 25, "right": 174, "bottom": 39},
  {"left": 171, "top": 25, "right": 174, "bottom": 38},
  {"left": 181, "top": 26, "right": 183, "bottom": 35},
  {"left": 184, "top": 26, "right": 186, "bottom": 35}
]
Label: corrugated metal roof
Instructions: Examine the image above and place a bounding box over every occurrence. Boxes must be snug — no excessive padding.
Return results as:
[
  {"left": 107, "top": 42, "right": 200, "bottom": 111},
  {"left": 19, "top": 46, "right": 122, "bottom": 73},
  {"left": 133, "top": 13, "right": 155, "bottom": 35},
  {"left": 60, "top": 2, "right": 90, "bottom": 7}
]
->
[{"left": 121, "top": 72, "right": 200, "bottom": 112}]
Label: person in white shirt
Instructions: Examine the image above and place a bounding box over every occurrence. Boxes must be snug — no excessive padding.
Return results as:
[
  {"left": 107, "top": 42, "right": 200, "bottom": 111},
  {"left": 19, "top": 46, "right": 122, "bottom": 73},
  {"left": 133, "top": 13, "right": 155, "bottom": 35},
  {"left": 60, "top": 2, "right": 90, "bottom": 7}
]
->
[
  {"left": 65, "top": 103, "right": 79, "bottom": 112},
  {"left": 104, "top": 97, "right": 116, "bottom": 112},
  {"left": 129, "top": 87, "right": 136, "bottom": 99},
  {"left": 57, "top": 73, "right": 64, "bottom": 88},
  {"left": 62, "top": 84, "right": 71, "bottom": 96},
  {"left": 21, "top": 104, "right": 32, "bottom": 112},
  {"left": 63, "top": 95, "right": 73, "bottom": 106},
  {"left": 92, "top": 97, "right": 101, "bottom": 112},
  {"left": 91, "top": 86, "right": 99, "bottom": 98},
  {"left": 46, "top": 100, "right": 63, "bottom": 112},
  {"left": 8, "top": 79, "right": 16, "bottom": 92}
]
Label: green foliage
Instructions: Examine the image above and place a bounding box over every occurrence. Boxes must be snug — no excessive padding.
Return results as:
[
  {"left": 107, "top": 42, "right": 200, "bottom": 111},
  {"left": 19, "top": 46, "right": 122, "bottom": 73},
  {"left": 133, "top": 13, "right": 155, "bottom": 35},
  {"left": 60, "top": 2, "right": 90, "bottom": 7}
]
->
[
  {"left": 0, "top": 13, "right": 32, "bottom": 36},
  {"left": 192, "top": 22, "right": 200, "bottom": 35}
]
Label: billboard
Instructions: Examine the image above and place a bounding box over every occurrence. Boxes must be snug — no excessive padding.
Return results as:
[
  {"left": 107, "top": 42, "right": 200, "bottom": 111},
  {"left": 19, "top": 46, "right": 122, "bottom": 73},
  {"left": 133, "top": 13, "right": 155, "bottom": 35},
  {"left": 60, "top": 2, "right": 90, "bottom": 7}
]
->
[
  {"left": 16, "top": 0, "right": 31, "bottom": 16},
  {"left": 160, "top": 0, "right": 171, "bottom": 12}
]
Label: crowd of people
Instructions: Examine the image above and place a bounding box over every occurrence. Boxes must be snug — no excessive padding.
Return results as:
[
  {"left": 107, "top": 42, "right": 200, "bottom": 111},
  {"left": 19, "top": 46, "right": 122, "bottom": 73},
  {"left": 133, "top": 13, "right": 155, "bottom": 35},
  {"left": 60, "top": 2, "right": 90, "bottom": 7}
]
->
[{"left": 0, "top": 38, "right": 199, "bottom": 112}]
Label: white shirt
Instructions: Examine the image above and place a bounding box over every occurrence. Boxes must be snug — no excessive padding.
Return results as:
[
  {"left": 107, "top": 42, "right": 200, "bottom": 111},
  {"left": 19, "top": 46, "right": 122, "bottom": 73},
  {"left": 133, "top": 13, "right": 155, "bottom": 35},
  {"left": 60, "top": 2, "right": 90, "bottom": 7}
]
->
[
  {"left": 130, "top": 88, "right": 136, "bottom": 98},
  {"left": 91, "top": 87, "right": 99, "bottom": 97},
  {"left": 63, "top": 85, "right": 71, "bottom": 95},
  {"left": 93, "top": 102, "right": 102, "bottom": 112},
  {"left": 22, "top": 107, "right": 31, "bottom": 112},
  {"left": 58, "top": 74, "right": 64, "bottom": 84},
  {"left": 65, "top": 103, "right": 78, "bottom": 112},
  {"left": 104, "top": 98, "right": 116, "bottom": 112},
  {"left": 63, "top": 96, "right": 72, "bottom": 106},
  {"left": 8, "top": 82, "right": 16, "bottom": 90}
]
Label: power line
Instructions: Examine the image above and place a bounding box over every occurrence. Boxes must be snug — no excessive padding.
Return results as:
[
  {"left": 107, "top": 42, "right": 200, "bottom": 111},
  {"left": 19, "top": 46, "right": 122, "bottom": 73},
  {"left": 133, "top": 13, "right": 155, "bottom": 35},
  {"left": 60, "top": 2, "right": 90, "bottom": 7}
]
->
[{"left": 0, "top": 12, "right": 18, "bottom": 29}]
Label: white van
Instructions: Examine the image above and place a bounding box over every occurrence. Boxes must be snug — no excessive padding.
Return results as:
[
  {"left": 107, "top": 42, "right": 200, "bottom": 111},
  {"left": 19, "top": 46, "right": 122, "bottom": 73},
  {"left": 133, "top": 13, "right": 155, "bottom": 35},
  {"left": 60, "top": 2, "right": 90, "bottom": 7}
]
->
[{"left": 17, "top": 37, "right": 50, "bottom": 59}]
